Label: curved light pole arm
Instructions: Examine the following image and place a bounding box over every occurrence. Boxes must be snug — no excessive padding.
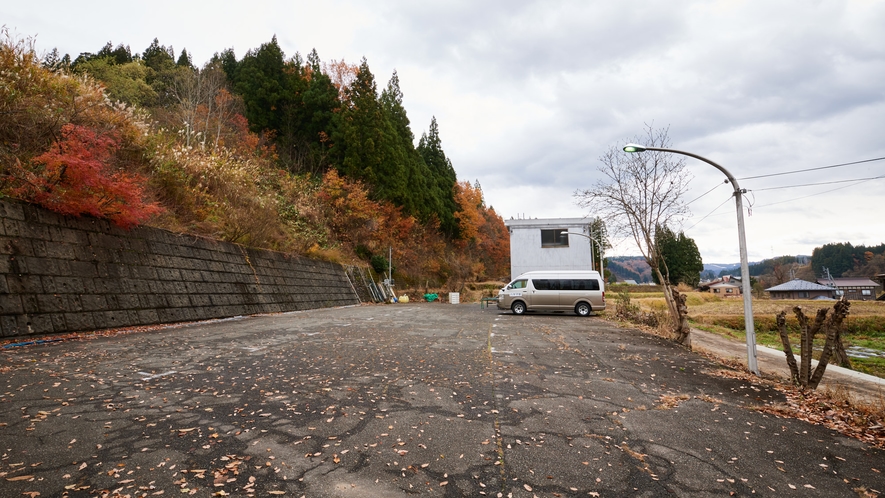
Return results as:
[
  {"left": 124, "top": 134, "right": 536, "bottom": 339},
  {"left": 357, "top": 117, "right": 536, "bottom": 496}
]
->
[
  {"left": 560, "top": 230, "right": 605, "bottom": 275},
  {"left": 623, "top": 144, "right": 759, "bottom": 375}
]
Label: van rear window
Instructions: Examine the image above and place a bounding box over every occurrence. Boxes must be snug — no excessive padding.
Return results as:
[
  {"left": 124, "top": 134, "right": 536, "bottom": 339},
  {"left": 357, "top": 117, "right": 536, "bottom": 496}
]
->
[{"left": 532, "top": 279, "right": 599, "bottom": 291}]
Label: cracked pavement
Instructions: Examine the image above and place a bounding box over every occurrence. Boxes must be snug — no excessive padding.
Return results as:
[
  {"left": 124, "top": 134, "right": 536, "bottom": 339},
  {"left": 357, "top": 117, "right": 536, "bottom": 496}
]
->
[{"left": 1, "top": 304, "right": 883, "bottom": 497}]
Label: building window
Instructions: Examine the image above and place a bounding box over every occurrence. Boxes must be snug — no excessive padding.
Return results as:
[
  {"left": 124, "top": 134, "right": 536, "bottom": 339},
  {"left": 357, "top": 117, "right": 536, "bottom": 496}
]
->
[
  {"left": 798, "top": 292, "right": 809, "bottom": 298},
  {"left": 862, "top": 289, "right": 872, "bottom": 296},
  {"left": 541, "top": 229, "right": 569, "bottom": 248}
]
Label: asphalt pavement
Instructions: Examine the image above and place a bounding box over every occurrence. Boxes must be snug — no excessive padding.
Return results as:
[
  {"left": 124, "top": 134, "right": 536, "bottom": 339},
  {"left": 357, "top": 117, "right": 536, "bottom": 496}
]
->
[{"left": 1, "top": 303, "right": 883, "bottom": 497}]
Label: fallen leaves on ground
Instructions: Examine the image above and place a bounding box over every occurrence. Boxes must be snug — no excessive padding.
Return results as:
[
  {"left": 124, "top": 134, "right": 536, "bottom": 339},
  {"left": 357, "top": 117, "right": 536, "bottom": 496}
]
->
[{"left": 708, "top": 368, "right": 885, "bottom": 449}]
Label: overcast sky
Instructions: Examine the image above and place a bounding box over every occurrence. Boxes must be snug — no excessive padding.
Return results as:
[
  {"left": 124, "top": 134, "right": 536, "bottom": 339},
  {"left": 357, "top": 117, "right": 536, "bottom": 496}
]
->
[{"left": 6, "top": 0, "right": 885, "bottom": 263}]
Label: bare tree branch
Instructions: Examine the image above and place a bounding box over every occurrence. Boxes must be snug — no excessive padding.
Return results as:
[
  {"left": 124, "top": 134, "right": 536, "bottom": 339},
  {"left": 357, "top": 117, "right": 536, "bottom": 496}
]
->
[{"left": 574, "top": 124, "right": 693, "bottom": 343}]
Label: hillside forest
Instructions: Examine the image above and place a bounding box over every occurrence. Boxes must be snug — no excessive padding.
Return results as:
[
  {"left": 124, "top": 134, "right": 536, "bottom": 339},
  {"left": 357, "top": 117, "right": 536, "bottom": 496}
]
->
[{"left": 0, "top": 31, "right": 510, "bottom": 288}]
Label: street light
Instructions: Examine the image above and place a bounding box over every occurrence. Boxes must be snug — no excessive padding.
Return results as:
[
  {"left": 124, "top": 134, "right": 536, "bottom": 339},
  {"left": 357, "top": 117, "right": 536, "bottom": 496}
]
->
[
  {"left": 560, "top": 230, "right": 605, "bottom": 278},
  {"left": 622, "top": 143, "right": 759, "bottom": 375}
]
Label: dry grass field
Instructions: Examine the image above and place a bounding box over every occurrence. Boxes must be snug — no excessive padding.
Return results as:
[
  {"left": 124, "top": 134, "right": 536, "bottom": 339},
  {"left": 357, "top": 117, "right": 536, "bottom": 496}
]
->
[{"left": 620, "top": 290, "right": 885, "bottom": 378}]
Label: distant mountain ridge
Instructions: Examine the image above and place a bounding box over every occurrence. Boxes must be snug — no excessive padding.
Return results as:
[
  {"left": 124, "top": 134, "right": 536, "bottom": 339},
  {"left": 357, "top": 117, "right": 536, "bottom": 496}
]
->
[{"left": 607, "top": 256, "right": 652, "bottom": 283}]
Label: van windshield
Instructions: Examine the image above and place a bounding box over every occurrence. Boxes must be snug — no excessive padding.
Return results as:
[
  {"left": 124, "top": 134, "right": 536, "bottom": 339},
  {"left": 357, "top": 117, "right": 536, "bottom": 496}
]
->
[{"left": 507, "top": 279, "right": 528, "bottom": 290}]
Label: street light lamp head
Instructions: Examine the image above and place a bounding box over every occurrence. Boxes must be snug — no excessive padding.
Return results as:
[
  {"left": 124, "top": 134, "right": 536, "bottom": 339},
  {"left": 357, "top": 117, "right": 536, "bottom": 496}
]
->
[{"left": 623, "top": 143, "right": 647, "bottom": 153}]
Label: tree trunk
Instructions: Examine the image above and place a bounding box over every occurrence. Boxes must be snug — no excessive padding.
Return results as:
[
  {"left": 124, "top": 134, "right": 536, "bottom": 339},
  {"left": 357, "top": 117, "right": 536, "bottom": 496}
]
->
[
  {"left": 776, "top": 310, "right": 799, "bottom": 385},
  {"left": 809, "top": 299, "right": 851, "bottom": 390},
  {"left": 653, "top": 266, "right": 689, "bottom": 345},
  {"left": 671, "top": 286, "right": 691, "bottom": 347}
]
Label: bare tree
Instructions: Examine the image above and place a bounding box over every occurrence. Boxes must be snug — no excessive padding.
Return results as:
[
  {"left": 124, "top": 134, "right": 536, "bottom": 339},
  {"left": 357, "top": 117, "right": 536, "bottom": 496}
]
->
[
  {"left": 168, "top": 65, "right": 228, "bottom": 148},
  {"left": 574, "top": 124, "right": 693, "bottom": 344}
]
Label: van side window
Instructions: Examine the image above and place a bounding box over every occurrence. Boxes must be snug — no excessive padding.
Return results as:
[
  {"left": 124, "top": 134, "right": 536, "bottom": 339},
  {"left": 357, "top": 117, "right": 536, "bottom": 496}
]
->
[
  {"left": 532, "top": 279, "right": 549, "bottom": 290},
  {"left": 562, "top": 279, "right": 600, "bottom": 291}
]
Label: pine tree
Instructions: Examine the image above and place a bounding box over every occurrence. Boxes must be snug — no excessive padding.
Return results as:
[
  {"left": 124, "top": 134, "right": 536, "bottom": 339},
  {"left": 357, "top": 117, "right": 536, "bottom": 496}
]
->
[
  {"left": 176, "top": 48, "right": 193, "bottom": 68},
  {"left": 234, "top": 36, "right": 288, "bottom": 132},
  {"left": 380, "top": 71, "right": 433, "bottom": 220},
  {"left": 338, "top": 58, "right": 405, "bottom": 204},
  {"left": 418, "top": 117, "right": 458, "bottom": 236}
]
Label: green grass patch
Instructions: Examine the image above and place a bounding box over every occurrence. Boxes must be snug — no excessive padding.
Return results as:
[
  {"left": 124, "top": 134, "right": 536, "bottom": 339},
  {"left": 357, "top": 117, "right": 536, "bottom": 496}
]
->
[{"left": 690, "top": 318, "right": 885, "bottom": 380}]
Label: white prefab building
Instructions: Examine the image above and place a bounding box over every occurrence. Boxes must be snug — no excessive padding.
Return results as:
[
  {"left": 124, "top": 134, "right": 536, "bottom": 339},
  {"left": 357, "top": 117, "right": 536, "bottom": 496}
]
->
[{"left": 505, "top": 218, "right": 599, "bottom": 280}]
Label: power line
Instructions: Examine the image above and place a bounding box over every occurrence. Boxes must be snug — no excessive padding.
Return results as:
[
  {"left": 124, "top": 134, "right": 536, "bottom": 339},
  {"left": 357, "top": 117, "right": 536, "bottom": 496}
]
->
[
  {"left": 685, "top": 195, "right": 733, "bottom": 231},
  {"left": 738, "top": 156, "right": 885, "bottom": 180},
  {"left": 686, "top": 179, "right": 728, "bottom": 206},
  {"left": 754, "top": 178, "right": 875, "bottom": 208},
  {"left": 752, "top": 174, "right": 885, "bottom": 191}
]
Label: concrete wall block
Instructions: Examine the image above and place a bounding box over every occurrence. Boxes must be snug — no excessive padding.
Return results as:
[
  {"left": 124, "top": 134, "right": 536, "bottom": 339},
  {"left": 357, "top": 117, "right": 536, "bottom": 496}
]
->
[
  {"left": 20, "top": 256, "right": 61, "bottom": 275},
  {"left": 87, "top": 231, "right": 124, "bottom": 250},
  {"left": 44, "top": 241, "right": 80, "bottom": 260},
  {"left": 40, "top": 275, "right": 87, "bottom": 294},
  {"left": 94, "top": 278, "right": 124, "bottom": 294},
  {"left": 121, "top": 279, "right": 148, "bottom": 294},
  {"left": 136, "top": 309, "right": 159, "bottom": 324},
  {"left": 165, "top": 294, "right": 191, "bottom": 307},
  {"left": 92, "top": 310, "right": 128, "bottom": 330},
  {"left": 0, "top": 201, "right": 26, "bottom": 221},
  {"left": 148, "top": 241, "right": 176, "bottom": 257},
  {"left": 138, "top": 294, "right": 166, "bottom": 309},
  {"left": 79, "top": 294, "right": 108, "bottom": 311},
  {"left": 0, "top": 315, "right": 20, "bottom": 337},
  {"left": 6, "top": 275, "right": 44, "bottom": 294},
  {"left": 106, "top": 293, "right": 140, "bottom": 310},
  {"left": 180, "top": 269, "right": 204, "bottom": 282},
  {"left": 188, "top": 294, "right": 212, "bottom": 307},
  {"left": 129, "top": 265, "right": 158, "bottom": 280},
  {"left": 20, "top": 313, "right": 55, "bottom": 335},
  {"left": 155, "top": 267, "right": 182, "bottom": 281},
  {"left": 96, "top": 262, "right": 129, "bottom": 279},
  {"left": 20, "top": 221, "right": 52, "bottom": 241},
  {"left": 68, "top": 260, "right": 98, "bottom": 278},
  {"left": 35, "top": 294, "right": 71, "bottom": 313},
  {"left": 63, "top": 312, "right": 96, "bottom": 331},
  {"left": 0, "top": 294, "right": 24, "bottom": 315},
  {"left": 49, "top": 225, "right": 90, "bottom": 245},
  {"left": 2, "top": 237, "right": 35, "bottom": 258},
  {"left": 155, "top": 307, "right": 185, "bottom": 323}
]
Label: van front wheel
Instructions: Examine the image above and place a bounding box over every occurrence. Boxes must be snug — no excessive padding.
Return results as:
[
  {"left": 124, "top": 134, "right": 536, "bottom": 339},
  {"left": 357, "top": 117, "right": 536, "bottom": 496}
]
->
[
  {"left": 575, "top": 302, "right": 592, "bottom": 317},
  {"left": 511, "top": 301, "right": 527, "bottom": 315}
]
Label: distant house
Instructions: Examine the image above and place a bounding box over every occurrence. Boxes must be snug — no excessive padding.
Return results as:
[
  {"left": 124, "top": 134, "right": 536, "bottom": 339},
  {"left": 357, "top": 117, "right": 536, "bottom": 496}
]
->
[
  {"left": 819, "top": 277, "right": 882, "bottom": 301},
  {"left": 765, "top": 279, "right": 835, "bottom": 300},
  {"left": 708, "top": 281, "right": 742, "bottom": 297},
  {"left": 699, "top": 275, "right": 741, "bottom": 295},
  {"left": 622, "top": 279, "right": 638, "bottom": 285}
]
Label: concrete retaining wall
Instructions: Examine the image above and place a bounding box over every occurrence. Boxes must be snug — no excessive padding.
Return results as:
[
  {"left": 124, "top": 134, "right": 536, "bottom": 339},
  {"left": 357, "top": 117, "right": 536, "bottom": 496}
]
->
[{"left": 0, "top": 200, "right": 360, "bottom": 338}]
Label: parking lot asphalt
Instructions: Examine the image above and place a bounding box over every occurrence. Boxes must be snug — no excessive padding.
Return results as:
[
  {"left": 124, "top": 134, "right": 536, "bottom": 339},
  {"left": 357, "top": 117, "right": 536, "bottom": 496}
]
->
[{"left": 1, "top": 303, "right": 883, "bottom": 497}]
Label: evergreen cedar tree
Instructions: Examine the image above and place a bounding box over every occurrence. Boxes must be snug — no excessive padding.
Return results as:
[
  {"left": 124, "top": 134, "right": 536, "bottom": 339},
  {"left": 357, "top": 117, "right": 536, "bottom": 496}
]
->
[
  {"left": 3, "top": 33, "right": 509, "bottom": 281},
  {"left": 653, "top": 225, "right": 704, "bottom": 287}
]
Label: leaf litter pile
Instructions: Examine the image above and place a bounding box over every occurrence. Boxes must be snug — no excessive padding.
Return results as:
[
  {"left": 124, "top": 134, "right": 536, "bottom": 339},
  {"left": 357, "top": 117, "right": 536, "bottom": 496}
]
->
[{"left": 709, "top": 367, "right": 885, "bottom": 450}]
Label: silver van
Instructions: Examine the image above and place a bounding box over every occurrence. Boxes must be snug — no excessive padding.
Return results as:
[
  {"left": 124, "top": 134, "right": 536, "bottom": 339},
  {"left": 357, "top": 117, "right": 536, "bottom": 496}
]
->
[{"left": 497, "top": 271, "right": 605, "bottom": 316}]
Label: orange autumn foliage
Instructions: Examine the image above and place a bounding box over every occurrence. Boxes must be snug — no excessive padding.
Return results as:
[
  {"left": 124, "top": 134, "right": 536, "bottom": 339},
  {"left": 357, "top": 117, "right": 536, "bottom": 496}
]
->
[{"left": 9, "top": 124, "right": 161, "bottom": 228}]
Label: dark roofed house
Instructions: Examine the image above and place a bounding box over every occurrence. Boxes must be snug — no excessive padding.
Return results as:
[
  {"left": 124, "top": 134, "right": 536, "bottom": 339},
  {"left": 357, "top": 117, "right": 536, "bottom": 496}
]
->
[
  {"left": 819, "top": 277, "right": 882, "bottom": 301},
  {"left": 765, "top": 279, "right": 836, "bottom": 300}
]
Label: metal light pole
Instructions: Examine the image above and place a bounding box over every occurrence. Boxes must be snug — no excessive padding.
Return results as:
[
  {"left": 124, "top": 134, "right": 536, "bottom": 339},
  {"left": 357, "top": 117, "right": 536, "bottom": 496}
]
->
[
  {"left": 623, "top": 144, "right": 759, "bottom": 375},
  {"left": 560, "top": 230, "right": 605, "bottom": 278}
]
